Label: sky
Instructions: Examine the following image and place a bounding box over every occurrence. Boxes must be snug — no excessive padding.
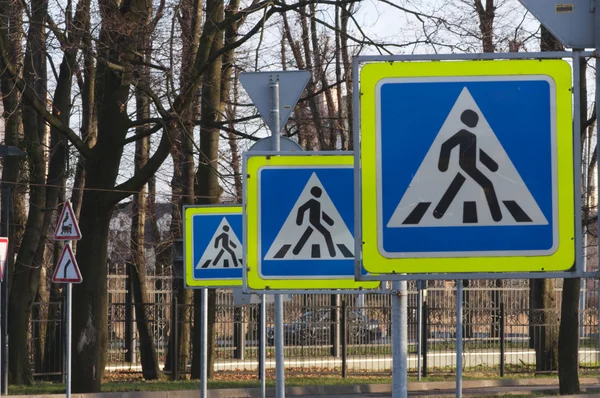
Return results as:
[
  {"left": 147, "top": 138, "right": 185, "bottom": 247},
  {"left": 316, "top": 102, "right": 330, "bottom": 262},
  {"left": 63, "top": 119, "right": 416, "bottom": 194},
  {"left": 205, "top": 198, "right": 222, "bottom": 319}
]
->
[{"left": 4, "top": 0, "right": 596, "bottom": 208}]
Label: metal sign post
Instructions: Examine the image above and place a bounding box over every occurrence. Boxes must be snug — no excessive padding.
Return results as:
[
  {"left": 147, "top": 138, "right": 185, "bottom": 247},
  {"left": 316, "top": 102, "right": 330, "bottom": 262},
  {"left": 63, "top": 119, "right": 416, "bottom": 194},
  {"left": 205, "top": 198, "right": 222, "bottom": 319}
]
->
[
  {"left": 66, "top": 284, "right": 72, "bottom": 398},
  {"left": 239, "top": 70, "right": 311, "bottom": 398},
  {"left": 391, "top": 281, "right": 408, "bottom": 398},
  {"left": 270, "top": 78, "right": 286, "bottom": 398},
  {"left": 0, "top": 238, "right": 7, "bottom": 397},
  {"left": 52, "top": 201, "right": 83, "bottom": 398},
  {"left": 260, "top": 295, "right": 267, "bottom": 398},
  {"left": 182, "top": 205, "right": 245, "bottom": 398},
  {"left": 416, "top": 280, "right": 423, "bottom": 381},
  {"left": 200, "top": 288, "right": 208, "bottom": 398},
  {"left": 456, "top": 281, "right": 463, "bottom": 398}
]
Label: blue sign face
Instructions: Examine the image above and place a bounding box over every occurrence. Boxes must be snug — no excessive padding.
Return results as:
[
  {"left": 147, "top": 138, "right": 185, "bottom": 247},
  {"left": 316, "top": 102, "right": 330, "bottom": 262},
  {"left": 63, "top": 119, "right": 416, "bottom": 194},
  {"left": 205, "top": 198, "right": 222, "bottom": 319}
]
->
[
  {"left": 258, "top": 166, "right": 361, "bottom": 278},
  {"left": 377, "top": 77, "right": 558, "bottom": 257},
  {"left": 191, "top": 213, "right": 243, "bottom": 281}
]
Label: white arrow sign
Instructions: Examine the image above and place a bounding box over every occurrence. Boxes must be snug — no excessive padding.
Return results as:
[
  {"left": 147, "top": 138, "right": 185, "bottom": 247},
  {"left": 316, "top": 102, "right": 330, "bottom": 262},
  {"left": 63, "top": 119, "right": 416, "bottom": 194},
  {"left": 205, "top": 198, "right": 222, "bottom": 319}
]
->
[{"left": 52, "top": 244, "right": 82, "bottom": 284}]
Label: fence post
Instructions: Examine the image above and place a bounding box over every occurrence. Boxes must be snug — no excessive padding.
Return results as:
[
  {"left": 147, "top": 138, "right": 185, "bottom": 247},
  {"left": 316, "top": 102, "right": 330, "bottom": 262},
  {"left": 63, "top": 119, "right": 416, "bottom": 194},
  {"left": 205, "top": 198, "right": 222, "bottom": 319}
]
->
[
  {"left": 125, "top": 262, "right": 134, "bottom": 364},
  {"left": 330, "top": 294, "right": 341, "bottom": 357},
  {"left": 500, "top": 302, "right": 505, "bottom": 377},
  {"left": 171, "top": 295, "right": 179, "bottom": 381},
  {"left": 341, "top": 300, "right": 347, "bottom": 378},
  {"left": 258, "top": 300, "right": 263, "bottom": 381},
  {"left": 422, "top": 301, "right": 428, "bottom": 378}
]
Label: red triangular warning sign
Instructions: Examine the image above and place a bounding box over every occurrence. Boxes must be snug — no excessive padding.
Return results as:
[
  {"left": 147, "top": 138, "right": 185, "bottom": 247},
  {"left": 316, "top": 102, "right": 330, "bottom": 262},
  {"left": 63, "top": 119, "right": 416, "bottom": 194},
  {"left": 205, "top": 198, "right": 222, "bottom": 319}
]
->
[
  {"left": 53, "top": 201, "right": 81, "bottom": 240},
  {"left": 0, "top": 237, "right": 8, "bottom": 283},
  {"left": 52, "top": 244, "right": 82, "bottom": 284}
]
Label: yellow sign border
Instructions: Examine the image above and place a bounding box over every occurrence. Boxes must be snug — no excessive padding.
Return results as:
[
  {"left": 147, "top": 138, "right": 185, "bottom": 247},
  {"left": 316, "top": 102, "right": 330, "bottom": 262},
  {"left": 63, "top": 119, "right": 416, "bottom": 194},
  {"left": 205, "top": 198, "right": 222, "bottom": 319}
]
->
[
  {"left": 184, "top": 206, "right": 243, "bottom": 287},
  {"left": 360, "top": 60, "right": 575, "bottom": 274},
  {"left": 245, "top": 154, "right": 380, "bottom": 290}
]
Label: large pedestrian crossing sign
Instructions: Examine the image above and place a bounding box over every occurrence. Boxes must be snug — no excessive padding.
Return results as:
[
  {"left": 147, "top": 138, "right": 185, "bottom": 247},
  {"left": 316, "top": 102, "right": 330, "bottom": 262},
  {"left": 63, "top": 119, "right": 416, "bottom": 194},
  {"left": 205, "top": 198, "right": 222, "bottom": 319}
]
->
[
  {"left": 184, "top": 205, "right": 243, "bottom": 287},
  {"left": 358, "top": 59, "right": 575, "bottom": 274},
  {"left": 244, "top": 153, "right": 379, "bottom": 290}
]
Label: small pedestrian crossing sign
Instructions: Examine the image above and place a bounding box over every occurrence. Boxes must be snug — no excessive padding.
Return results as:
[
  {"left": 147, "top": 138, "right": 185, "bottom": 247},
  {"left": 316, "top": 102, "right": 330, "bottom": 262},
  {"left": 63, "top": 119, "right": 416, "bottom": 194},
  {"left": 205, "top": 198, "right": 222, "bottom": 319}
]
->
[
  {"left": 264, "top": 173, "right": 354, "bottom": 260},
  {"left": 359, "top": 59, "right": 575, "bottom": 274},
  {"left": 196, "top": 217, "right": 243, "bottom": 269},
  {"left": 184, "top": 206, "right": 243, "bottom": 288},
  {"left": 244, "top": 153, "right": 379, "bottom": 290}
]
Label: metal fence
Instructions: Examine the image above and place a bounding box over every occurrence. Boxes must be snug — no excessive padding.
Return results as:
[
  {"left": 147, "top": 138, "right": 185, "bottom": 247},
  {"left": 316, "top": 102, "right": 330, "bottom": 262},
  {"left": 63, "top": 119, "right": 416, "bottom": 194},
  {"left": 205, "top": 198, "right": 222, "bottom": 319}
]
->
[{"left": 25, "top": 275, "right": 600, "bottom": 380}]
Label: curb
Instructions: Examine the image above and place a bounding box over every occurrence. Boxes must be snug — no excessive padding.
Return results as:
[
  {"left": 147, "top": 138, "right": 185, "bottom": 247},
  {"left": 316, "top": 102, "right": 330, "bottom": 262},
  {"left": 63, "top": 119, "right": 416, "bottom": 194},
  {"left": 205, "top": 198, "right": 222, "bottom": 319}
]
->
[{"left": 9, "top": 378, "right": 600, "bottom": 398}]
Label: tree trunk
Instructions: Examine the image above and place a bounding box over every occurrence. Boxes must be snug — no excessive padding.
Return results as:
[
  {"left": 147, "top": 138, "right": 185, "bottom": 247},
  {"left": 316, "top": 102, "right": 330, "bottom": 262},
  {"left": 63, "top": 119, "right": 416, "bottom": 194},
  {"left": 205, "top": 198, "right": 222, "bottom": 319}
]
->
[
  {"left": 43, "top": 185, "right": 66, "bottom": 380},
  {"left": 192, "top": 0, "right": 224, "bottom": 380},
  {"left": 527, "top": 25, "right": 565, "bottom": 374},
  {"left": 165, "top": 0, "right": 204, "bottom": 378},
  {"left": 32, "top": 287, "right": 44, "bottom": 374},
  {"left": 71, "top": 12, "right": 96, "bottom": 230},
  {"left": 557, "top": 23, "right": 582, "bottom": 394},
  {"left": 0, "top": 0, "right": 24, "bottom": 316},
  {"left": 559, "top": 278, "right": 580, "bottom": 394},
  {"left": 7, "top": 0, "right": 47, "bottom": 384},
  {"left": 531, "top": 279, "right": 559, "bottom": 371},
  {"left": 72, "top": 33, "right": 130, "bottom": 398},
  {"left": 340, "top": 1, "right": 354, "bottom": 149},
  {"left": 71, "top": 192, "right": 112, "bottom": 392},
  {"left": 129, "top": 81, "right": 160, "bottom": 380}
]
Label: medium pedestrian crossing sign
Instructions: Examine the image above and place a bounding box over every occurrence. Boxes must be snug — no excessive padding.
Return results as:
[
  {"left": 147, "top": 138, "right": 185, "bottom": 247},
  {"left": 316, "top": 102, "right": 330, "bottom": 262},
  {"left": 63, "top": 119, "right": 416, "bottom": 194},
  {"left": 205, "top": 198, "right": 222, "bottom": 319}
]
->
[
  {"left": 244, "top": 152, "right": 379, "bottom": 290},
  {"left": 184, "top": 205, "right": 243, "bottom": 287},
  {"left": 358, "top": 59, "right": 575, "bottom": 275}
]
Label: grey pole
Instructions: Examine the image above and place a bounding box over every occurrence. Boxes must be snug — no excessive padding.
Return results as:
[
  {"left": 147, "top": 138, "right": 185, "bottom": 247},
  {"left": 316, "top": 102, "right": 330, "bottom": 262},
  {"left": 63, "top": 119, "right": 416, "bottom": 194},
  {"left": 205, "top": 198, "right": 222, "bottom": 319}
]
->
[
  {"left": 201, "top": 288, "right": 208, "bottom": 398},
  {"left": 66, "top": 282, "right": 72, "bottom": 398},
  {"left": 392, "top": 281, "right": 407, "bottom": 397},
  {"left": 456, "top": 281, "right": 463, "bottom": 398},
  {"left": 417, "top": 281, "right": 423, "bottom": 381},
  {"left": 270, "top": 78, "right": 285, "bottom": 398},
  {"left": 2, "top": 185, "right": 8, "bottom": 396},
  {"left": 260, "top": 295, "right": 267, "bottom": 398},
  {"left": 573, "top": 50, "right": 588, "bottom": 342},
  {"left": 594, "top": 52, "right": 600, "bottom": 357},
  {"left": 271, "top": 79, "right": 281, "bottom": 153}
]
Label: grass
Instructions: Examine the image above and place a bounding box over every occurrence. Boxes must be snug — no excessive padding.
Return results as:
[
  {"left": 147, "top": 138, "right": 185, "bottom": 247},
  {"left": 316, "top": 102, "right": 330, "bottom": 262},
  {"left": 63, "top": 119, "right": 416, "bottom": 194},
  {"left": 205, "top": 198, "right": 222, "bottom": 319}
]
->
[{"left": 8, "top": 368, "right": 600, "bottom": 395}]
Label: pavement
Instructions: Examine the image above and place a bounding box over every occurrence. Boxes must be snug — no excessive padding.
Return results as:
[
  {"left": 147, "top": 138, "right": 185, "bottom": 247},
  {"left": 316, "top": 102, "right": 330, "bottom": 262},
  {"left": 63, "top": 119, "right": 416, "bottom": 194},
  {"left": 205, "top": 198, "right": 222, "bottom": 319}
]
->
[
  {"left": 9, "top": 378, "right": 600, "bottom": 397},
  {"left": 105, "top": 349, "right": 600, "bottom": 373}
]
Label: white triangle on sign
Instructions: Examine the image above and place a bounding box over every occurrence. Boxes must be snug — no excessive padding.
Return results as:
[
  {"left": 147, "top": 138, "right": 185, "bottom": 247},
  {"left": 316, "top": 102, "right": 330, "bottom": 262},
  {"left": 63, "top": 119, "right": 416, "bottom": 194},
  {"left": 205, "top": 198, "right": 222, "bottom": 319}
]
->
[
  {"left": 264, "top": 173, "right": 354, "bottom": 260},
  {"left": 53, "top": 201, "right": 82, "bottom": 240},
  {"left": 387, "top": 87, "right": 548, "bottom": 228},
  {"left": 239, "top": 71, "right": 310, "bottom": 134},
  {"left": 0, "top": 237, "right": 8, "bottom": 282},
  {"left": 196, "top": 217, "right": 243, "bottom": 270},
  {"left": 52, "top": 244, "right": 82, "bottom": 283}
]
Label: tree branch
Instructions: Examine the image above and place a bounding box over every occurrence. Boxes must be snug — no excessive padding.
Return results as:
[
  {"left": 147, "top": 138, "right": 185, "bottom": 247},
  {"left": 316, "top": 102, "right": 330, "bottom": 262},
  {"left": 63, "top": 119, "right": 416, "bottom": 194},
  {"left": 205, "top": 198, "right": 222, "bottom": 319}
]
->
[
  {"left": 109, "top": 125, "right": 173, "bottom": 204},
  {"left": 0, "top": 32, "right": 92, "bottom": 158},
  {"left": 122, "top": 122, "right": 164, "bottom": 146}
]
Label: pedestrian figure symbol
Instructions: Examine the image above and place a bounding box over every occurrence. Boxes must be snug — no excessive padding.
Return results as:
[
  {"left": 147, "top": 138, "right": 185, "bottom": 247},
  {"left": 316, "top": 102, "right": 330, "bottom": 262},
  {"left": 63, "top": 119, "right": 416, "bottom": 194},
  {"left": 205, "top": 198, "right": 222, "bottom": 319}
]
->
[
  {"left": 386, "top": 87, "right": 549, "bottom": 227},
  {"left": 264, "top": 173, "right": 354, "bottom": 260},
  {"left": 210, "top": 225, "right": 239, "bottom": 268},
  {"left": 434, "top": 109, "right": 502, "bottom": 222},
  {"left": 196, "top": 217, "right": 243, "bottom": 270},
  {"left": 293, "top": 186, "right": 336, "bottom": 256}
]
